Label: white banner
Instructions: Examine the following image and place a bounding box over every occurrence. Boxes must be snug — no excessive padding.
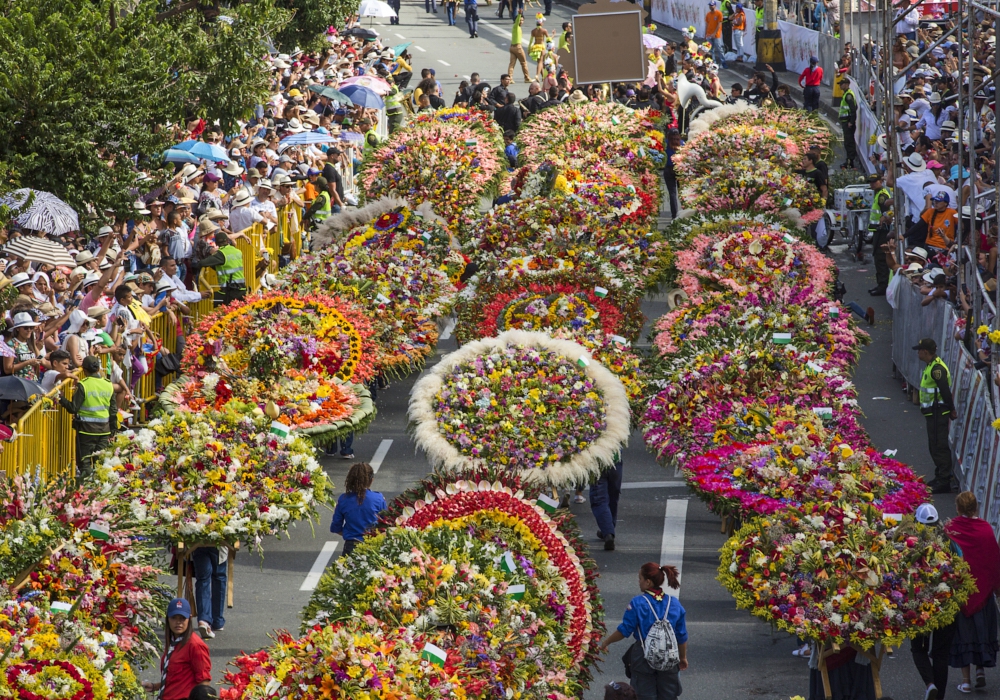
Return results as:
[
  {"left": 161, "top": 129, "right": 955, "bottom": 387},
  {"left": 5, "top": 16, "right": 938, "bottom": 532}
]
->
[
  {"left": 777, "top": 20, "right": 819, "bottom": 76},
  {"left": 850, "top": 77, "right": 881, "bottom": 176},
  {"left": 650, "top": 0, "right": 756, "bottom": 62}
]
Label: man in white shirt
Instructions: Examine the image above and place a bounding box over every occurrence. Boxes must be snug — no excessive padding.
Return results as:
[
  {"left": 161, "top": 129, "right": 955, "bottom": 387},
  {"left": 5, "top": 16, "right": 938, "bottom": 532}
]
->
[
  {"left": 158, "top": 258, "right": 209, "bottom": 304},
  {"left": 250, "top": 180, "right": 278, "bottom": 229},
  {"left": 229, "top": 189, "right": 263, "bottom": 234},
  {"left": 909, "top": 90, "right": 931, "bottom": 120}
]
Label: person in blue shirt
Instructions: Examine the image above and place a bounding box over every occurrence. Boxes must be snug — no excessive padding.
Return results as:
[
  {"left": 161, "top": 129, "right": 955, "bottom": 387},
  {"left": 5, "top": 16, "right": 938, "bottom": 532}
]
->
[
  {"left": 600, "top": 562, "right": 689, "bottom": 700},
  {"left": 503, "top": 130, "right": 519, "bottom": 169},
  {"left": 330, "top": 462, "right": 386, "bottom": 557}
]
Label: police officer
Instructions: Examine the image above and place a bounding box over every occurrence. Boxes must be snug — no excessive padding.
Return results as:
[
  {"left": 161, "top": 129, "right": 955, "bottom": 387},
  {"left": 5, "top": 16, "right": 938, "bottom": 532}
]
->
[
  {"left": 191, "top": 232, "right": 246, "bottom": 305},
  {"left": 59, "top": 355, "right": 116, "bottom": 483},
  {"left": 914, "top": 338, "right": 955, "bottom": 493},
  {"left": 838, "top": 76, "right": 858, "bottom": 169},
  {"left": 865, "top": 173, "right": 893, "bottom": 284}
]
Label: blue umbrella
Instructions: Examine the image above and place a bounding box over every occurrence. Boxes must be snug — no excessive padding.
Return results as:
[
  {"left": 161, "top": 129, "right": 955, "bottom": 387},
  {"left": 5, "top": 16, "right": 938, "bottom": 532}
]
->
[
  {"left": 392, "top": 42, "right": 412, "bottom": 56},
  {"left": 163, "top": 148, "right": 202, "bottom": 164},
  {"left": 277, "top": 131, "right": 342, "bottom": 153},
  {"left": 340, "top": 132, "right": 365, "bottom": 143},
  {"left": 339, "top": 84, "right": 385, "bottom": 109},
  {"left": 174, "top": 140, "right": 231, "bottom": 162}
]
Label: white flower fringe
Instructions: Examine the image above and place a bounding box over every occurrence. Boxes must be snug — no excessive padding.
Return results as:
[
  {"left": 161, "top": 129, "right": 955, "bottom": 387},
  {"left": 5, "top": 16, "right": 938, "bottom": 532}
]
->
[
  {"left": 408, "top": 330, "right": 632, "bottom": 487},
  {"left": 312, "top": 196, "right": 409, "bottom": 250},
  {"left": 687, "top": 102, "right": 757, "bottom": 138}
]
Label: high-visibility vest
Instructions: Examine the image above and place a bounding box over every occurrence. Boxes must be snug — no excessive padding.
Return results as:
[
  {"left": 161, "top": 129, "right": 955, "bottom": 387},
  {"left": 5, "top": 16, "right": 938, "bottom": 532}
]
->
[
  {"left": 385, "top": 88, "right": 404, "bottom": 113},
  {"left": 755, "top": 6, "right": 764, "bottom": 26},
  {"left": 919, "top": 357, "right": 951, "bottom": 413},
  {"left": 839, "top": 89, "right": 856, "bottom": 121},
  {"left": 77, "top": 376, "right": 114, "bottom": 435},
  {"left": 364, "top": 128, "right": 380, "bottom": 155},
  {"left": 314, "top": 191, "right": 333, "bottom": 221},
  {"left": 869, "top": 187, "right": 891, "bottom": 228},
  {"left": 217, "top": 245, "right": 245, "bottom": 287}
]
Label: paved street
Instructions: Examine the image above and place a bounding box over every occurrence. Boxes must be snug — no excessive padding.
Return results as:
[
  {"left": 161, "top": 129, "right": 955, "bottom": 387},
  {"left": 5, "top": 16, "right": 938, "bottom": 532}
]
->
[{"left": 139, "top": 4, "right": 982, "bottom": 697}]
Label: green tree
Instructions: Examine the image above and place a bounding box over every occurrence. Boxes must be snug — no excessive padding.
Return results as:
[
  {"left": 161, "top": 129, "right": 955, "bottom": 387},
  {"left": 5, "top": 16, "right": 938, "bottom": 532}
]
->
[{"left": 274, "top": 0, "right": 360, "bottom": 52}]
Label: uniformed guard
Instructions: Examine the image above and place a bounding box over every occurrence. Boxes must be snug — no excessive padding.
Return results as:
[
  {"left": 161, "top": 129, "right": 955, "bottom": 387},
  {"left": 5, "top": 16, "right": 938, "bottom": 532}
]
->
[
  {"left": 866, "top": 172, "right": 893, "bottom": 288},
  {"left": 59, "top": 355, "right": 117, "bottom": 483},
  {"left": 914, "top": 338, "right": 955, "bottom": 493}
]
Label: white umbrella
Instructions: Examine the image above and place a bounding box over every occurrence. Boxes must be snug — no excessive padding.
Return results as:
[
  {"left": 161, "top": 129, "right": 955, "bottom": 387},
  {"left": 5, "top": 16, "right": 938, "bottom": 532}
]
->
[
  {"left": 1, "top": 237, "right": 78, "bottom": 268},
  {"left": 359, "top": 0, "right": 397, "bottom": 18},
  {"left": 643, "top": 33, "right": 667, "bottom": 50},
  {"left": 0, "top": 189, "right": 79, "bottom": 235}
]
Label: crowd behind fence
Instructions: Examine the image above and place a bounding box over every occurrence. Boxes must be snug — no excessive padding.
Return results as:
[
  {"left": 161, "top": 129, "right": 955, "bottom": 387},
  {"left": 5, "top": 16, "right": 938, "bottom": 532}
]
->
[{"left": 5, "top": 203, "right": 304, "bottom": 482}]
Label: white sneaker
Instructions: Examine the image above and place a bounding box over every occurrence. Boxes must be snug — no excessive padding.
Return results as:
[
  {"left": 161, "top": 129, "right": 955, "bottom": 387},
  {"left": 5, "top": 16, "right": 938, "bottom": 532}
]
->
[
  {"left": 924, "top": 684, "right": 938, "bottom": 700},
  {"left": 573, "top": 494, "right": 586, "bottom": 504},
  {"left": 198, "top": 622, "right": 215, "bottom": 639}
]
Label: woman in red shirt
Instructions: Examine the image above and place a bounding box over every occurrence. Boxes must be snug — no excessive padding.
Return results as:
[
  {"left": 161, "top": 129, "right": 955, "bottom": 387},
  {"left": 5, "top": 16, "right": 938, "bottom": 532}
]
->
[{"left": 142, "top": 598, "right": 212, "bottom": 700}]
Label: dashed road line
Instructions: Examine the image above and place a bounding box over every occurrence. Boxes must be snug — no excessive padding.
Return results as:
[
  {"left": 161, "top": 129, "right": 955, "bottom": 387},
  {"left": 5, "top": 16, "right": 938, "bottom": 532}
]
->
[
  {"left": 661, "top": 499, "right": 689, "bottom": 598},
  {"left": 370, "top": 439, "right": 393, "bottom": 473},
  {"left": 300, "top": 541, "right": 340, "bottom": 591}
]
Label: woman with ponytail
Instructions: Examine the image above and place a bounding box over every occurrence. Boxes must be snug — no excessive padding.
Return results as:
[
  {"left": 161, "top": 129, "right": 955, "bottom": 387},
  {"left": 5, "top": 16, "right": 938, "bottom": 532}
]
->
[
  {"left": 330, "top": 462, "right": 386, "bottom": 557},
  {"left": 599, "top": 562, "right": 689, "bottom": 700}
]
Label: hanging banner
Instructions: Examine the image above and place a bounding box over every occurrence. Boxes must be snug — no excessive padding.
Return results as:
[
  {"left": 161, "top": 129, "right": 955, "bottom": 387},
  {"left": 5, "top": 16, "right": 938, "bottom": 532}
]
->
[
  {"left": 650, "top": 0, "right": 757, "bottom": 62},
  {"left": 777, "top": 20, "right": 820, "bottom": 75},
  {"left": 849, "top": 77, "right": 882, "bottom": 176}
]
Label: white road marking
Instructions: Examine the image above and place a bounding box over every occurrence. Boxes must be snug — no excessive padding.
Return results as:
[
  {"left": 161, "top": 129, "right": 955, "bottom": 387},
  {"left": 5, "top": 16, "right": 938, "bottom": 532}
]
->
[
  {"left": 618, "top": 481, "right": 686, "bottom": 490},
  {"left": 415, "top": 45, "right": 427, "bottom": 51},
  {"left": 395, "top": 33, "right": 406, "bottom": 38},
  {"left": 674, "top": 465, "right": 683, "bottom": 478},
  {"left": 438, "top": 59, "right": 451, "bottom": 66},
  {"left": 370, "top": 439, "right": 393, "bottom": 473},
  {"left": 300, "top": 541, "right": 339, "bottom": 591},
  {"left": 439, "top": 318, "right": 457, "bottom": 340},
  {"left": 477, "top": 19, "right": 527, "bottom": 46},
  {"left": 661, "top": 499, "right": 689, "bottom": 598}
]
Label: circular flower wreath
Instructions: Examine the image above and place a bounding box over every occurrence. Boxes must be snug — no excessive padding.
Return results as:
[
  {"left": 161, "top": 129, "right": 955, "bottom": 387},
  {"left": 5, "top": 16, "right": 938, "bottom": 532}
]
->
[
  {"left": 183, "top": 292, "right": 379, "bottom": 384},
  {"left": 316, "top": 201, "right": 454, "bottom": 266},
  {"left": 716, "top": 106, "right": 832, "bottom": 158},
  {"left": 719, "top": 502, "right": 974, "bottom": 650},
  {"left": 4, "top": 659, "right": 98, "bottom": 700},
  {"left": 685, "top": 423, "right": 928, "bottom": 520},
  {"left": 674, "top": 228, "right": 835, "bottom": 301},
  {"left": 409, "top": 330, "right": 631, "bottom": 486},
  {"left": 642, "top": 345, "right": 866, "bottom": 466},
  {"left": 465, "top": 193, "right": 598, "bottom": 254},
  {"left": 456, "top": 279, "right": 643, "bottom": 345},
  {"left": 673, "top": 124, "right": 799, "bottom": 180}
]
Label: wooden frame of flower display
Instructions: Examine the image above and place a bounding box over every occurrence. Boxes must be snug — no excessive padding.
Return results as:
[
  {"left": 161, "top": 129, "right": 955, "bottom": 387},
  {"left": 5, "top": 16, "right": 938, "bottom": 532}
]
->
[{"left": 408, "top": 330, "right": 631, "bottom": 487}]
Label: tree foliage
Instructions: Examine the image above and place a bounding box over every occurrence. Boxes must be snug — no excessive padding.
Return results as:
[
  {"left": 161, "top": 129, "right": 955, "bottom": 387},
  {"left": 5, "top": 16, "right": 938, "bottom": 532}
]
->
[
  {"left": 0, "top": 0, "right": 291, "bottom": 224},
  {"left": 274, "top": 0, "right": 359, "bottom": 52}
]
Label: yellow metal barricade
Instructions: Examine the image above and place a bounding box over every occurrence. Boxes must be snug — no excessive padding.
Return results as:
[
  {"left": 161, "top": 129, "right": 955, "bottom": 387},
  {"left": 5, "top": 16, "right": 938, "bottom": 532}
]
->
[{"left": 0, "top": 378, "right": 77, "bottom": 481}]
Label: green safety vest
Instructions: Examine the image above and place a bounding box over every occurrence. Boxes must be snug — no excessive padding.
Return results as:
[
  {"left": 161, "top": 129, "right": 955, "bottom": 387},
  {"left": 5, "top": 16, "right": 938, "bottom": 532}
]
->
[
  {"left": 77, "top": 376, "right": 114, "bottom": 435},
  {"left": 839, "top": 89, "right": 856, "bottom": 121},
  {"left": 314, "top": 190, "right": 333, "bottom": 221},
  {"left": 385, "top": 88, "right": 404, "bottom": 113},
  {"left": 217, "top": 245, "right": 245, "bottom": 287},
  {"left": 755, "top": 6, "right": 763, "bottom": 26},
  {"left": 869, "top": 187, "right": 890, "bottom": 228},
  {"left": 919, "top": 357, "right": 951, "bottom": 413},
  {"left": 721, "top": 0, "right": 732, "bottom": 15},
  {"left": 364, "top": 128, "right": 380, "bottom": 155}
]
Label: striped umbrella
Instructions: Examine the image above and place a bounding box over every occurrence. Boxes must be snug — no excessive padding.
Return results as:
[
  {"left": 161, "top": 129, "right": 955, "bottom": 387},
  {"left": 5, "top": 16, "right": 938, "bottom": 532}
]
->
[
  {"left": 1, "top": 236, "right": 77, "bottom": 268},
  {"left": 0, "top": 189, "right": 79, "bottom": 235}
]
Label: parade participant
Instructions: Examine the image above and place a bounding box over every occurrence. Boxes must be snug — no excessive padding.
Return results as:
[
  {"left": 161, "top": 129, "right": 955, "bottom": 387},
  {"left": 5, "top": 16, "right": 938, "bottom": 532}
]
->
[
  {"left": 509, "top": 14, "right": 532, "bottom": 83},
  {"left": 838, "top": 76, "right": 858, "bottom": 169},
  {"left": 529, "top": 15, "right": 550, "bottom": 78},
  {"left": 58, "top": 355, "right": 116, "bottom": 482},
  {"left": 599, "top": 563, "right": 688, "bottom": 700},
  {"left": 946, "top": 492, "right": 1000, "bottom": 693},
  {"left": 909, "top": 504, "right": 956, "bottom": 700},
  {"left": 913, "top": 338, "right": 955, "bottom": 493},
  {"left": 865, "top": 173, "right": 893, "bottom": 279},
  {"left": 591, "top": 455, "right": 623, "bottom": 551},
  {"left": 731, "top": 3, "right": 748, "bottom": 62},
  {"left": 330, "top": 462, "right": 387, "bottom": 557},
  {"left": 798, "top": 56, "right": 823, "bottom": 112},
  {"left": 705, "top": 1, "right": 727, "bottom": 69},
  {"left": 141, "top": 598, "right": 212, "bottom": 700}
]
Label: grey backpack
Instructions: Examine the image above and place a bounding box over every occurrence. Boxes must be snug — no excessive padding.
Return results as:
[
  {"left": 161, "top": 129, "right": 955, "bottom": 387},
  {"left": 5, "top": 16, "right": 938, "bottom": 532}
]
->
[{"left": 639, "top": 595, "right": 680, "bottom": 671}]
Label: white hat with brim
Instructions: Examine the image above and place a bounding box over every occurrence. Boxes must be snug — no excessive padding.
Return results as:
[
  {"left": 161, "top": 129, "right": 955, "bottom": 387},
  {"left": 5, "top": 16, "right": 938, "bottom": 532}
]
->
[
  {"left": 97, "top": 226, "right": 114, "bottom": 237},
  {"left": 907, "top": 246, "right": 929, "bottom": 261},
  {"left": 221, "top": 162, "right": 244, "bottom": 176},
  {"left": 233, "top": 190, "right": 253, "bottom": 207},
  {"left": 10, "top": 273, "right": 32, "bottom": 288},
  {"left": 929, "top": 92, "right": 943, "bottom": 104},
  {"left": 904, "top": 153, "right": 926, "bottom": 171},
  {"left": 9, "top": 312, "right": 39, "bottom": 329},
  {"left": 133, "top": 201, "right": 152, "bottom": 215},
  {"left": 82, "top": 273, "right": 102, "bottom": 288}
]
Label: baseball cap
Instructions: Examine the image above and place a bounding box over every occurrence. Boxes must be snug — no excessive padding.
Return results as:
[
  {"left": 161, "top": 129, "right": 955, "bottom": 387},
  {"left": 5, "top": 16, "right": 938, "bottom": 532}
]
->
[
  {"left": 915, "top": 503, "right": 940, "bottom": 524},
  {"left": 930, "top": 191, "right": 950, "bottom": 203},
  {"left": 82, "top": 356, "right": 101, "bottom": 373},
  {"left": 913, "top": 338, "right": 937, "bottom": 352},
  {"left": 166, "top": 597, "right": 192, "bottom": 619}
]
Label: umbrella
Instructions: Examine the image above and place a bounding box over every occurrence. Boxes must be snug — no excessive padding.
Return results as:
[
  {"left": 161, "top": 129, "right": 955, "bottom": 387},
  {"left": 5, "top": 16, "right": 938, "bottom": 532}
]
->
[
  {"left": 643, "top": 34, "right": 667, "bottom": 49},
  {"left": 0, "top": 376, "right": 45, "bottom": 402},
  {"left": 339, "top": 84, "right": 385, "bottom": 109},
  {"left": 1, "top": 236, "right": 78, "bottom": 268},
  {"left": 307, "top": 84, "right": 353, "bottom": 104},
  {"left": 392, "top": 42, "right": 412, "bottom": 56},
  {"left": 339, "top": 75, "right": 393, "bottom": 95},
  {"left": 163, "top": 148, "right": 203, "bottom": 164},
  {"left": 0, "top": 189, "right": 79, "bottom": 236},
  {"left": 174, "top": 140, "right": 231, "bottom": 163},
  {"left": 278, "top": 131, "right": 343, "bottom": 153},
  {"left": 340, "top": 132, "right": 365, "bottom": 143},
  {"left": 342, "top": 27, "right": 379, "bottom": 40},
  {"left": 359, "top": 0, "right": 396, "bottom": 24}
]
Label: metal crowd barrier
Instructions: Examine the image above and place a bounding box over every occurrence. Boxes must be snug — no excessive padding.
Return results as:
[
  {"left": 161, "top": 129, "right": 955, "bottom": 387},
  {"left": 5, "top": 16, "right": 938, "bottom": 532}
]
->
[{"left": 1, "top": 377, "right": 78, "bottom": 480}]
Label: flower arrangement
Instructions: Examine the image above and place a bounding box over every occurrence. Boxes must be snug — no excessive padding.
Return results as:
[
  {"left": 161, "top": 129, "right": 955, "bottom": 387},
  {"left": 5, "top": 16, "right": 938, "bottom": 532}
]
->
[
  {"left": 718, "top": 502, "right": 974, "bottom": 649},
  {"left": 673, "top": 228, "right": 835, "bottom": 300},
  {"left": 716, "top": 107, "right": 832, "bottom": 159},
  {"left": 681, "top": 158, "right": 825, "bottom": 221},
  {"left": 549, "top": 328, "right": 647, "bottom": 421},
  {"left": 465, "top": 193, "right": 599, "bottom": 254},
  {"left": 94, "top": 410, "right": 333, "bottom": 552},
  {"left": 408, "top": 331, "right": 630, "bottom": 486},
  {"left": 182, "top": 292, "right": 380, "bottom": 385},
  {"left": 455, "top": 276, "right": 644, "bottom": 345},
  {"left": 0, "top": 478, "right": 165, "bottom": 663},
  {"left": 0, "top": 592, "right": 144, "bottom": 700},
  {"left": 673, "top": 125, "right": 800, "bottom": 179}
]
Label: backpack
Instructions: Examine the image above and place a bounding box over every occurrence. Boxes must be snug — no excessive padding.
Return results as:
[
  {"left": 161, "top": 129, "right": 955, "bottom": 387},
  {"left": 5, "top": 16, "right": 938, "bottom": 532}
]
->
[{"left": 639, "top": 595, "right": 680, "bottom": 671}]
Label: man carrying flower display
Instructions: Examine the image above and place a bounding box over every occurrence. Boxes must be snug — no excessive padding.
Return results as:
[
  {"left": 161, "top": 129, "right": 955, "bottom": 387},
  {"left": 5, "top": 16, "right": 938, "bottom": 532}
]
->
[{"left": 914, "top": 338, "right": 956, "bottom": 493}]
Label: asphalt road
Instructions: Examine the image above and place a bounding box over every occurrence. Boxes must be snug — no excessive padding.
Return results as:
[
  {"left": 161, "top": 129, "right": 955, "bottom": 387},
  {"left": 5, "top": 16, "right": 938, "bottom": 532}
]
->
[{"left": 137, "top": 5, "right": 996, "bottom": 698}]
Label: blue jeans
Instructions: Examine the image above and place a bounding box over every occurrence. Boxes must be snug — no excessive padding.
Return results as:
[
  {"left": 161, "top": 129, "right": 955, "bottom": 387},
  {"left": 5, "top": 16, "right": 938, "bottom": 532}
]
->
[
  {"left": 447, "top": 4, "right": 456, "bottom": 22},
  {"left": 590, "top": 459, "right": 623, "bottom": 537},
  {"left": 710, "top": 36, "right": 727, "bottom": 67},
  {"left": 425, "top": 0, "right": 436, "bottom": 11},
  {"left": 192, "top": 547, "right": 226, "bottom": 629},
  {"left": 846, "top": 301, "right": 869, "bottom": 321}
]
